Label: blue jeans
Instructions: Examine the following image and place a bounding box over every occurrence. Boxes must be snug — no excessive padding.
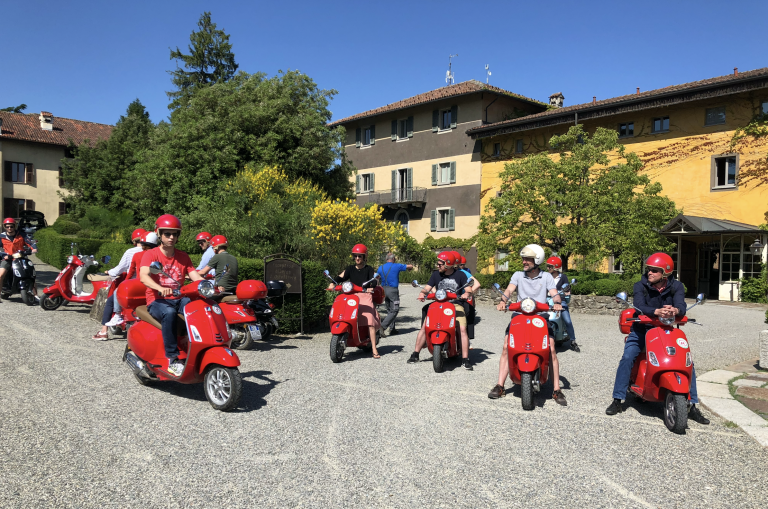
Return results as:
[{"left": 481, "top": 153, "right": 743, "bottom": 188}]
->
[
  {"left": 101, "top": 295, "right": 115, "bottom": 325},
  {"left": 561, "top": 306, "right": 576, "bottom": 342},
  {"left": 148, "top": 297, "right": 191, "bottom": 361},
  {"left": 612, "top": 327, "right": 699, "bottom": 404}
]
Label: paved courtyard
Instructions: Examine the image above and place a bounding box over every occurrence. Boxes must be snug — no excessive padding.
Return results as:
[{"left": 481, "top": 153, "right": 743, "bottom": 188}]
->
[{"left": 1, "top": 265, "right": 767, "bottom": 508}]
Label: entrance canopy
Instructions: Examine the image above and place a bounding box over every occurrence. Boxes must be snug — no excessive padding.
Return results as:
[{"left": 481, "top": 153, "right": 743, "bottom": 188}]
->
[{"left": 661, "top": 214, "right": 763, "bottom": 235}]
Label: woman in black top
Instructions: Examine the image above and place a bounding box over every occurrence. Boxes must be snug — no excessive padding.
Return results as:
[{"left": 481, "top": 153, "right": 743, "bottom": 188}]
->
[{"left": 326, "top": 244, "right": 382, "bottom": 358}]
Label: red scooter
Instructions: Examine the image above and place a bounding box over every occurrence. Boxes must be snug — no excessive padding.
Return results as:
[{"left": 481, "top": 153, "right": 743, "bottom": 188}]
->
[
  {"left": 412, "top": 278, "right": 474, "bottom": 373},
  {"left": 210, "top": 280, "right": 272, "bottom": 350},
  {"left": 40, "top": 242, "right": 117, "bottom": 310},
  {"left": 120, "top": 261, "right": 243, "bottom": 411},
  {"left": 493, "top": 283, "right": 553, "bottom": 410},
  {"left": 615, "top": 291, "right": 705, "bottom": 434},
  {"left": 324, "top": 270, "right": 383, "bottom": 363}
]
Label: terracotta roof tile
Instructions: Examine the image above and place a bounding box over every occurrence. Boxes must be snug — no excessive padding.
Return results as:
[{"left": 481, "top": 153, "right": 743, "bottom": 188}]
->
[
  {"left": 0, "top": 111, "right": 112, "bottom": 147},
  {"left": 468, "top": 67, "right": 768, "bottom": 136},
  {"left": 329, "top": 80, "right": 546, "bottom": 126}
]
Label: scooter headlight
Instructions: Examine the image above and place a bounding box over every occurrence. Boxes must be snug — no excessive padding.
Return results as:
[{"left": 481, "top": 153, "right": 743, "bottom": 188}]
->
[
  {"left": 342, "top": 281, "right": 354, "bottom": 294},
  {"left": 198, "top": 280, "right": 216, "bottom": 298},
  {"left": 67, "top": 256, "right": 74, "bottom": 264},
  {"left": 520, "top": 298, "right": 536, "bottom": 314},
  {"left": 660, "top": 316, "right": 675, "bottom": 326},
  {"left": 435, "top": 289, "right": 447, "bottom": 301}
]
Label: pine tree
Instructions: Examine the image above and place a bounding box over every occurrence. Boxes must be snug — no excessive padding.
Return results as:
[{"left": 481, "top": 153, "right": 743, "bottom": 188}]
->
[
  {"left": 1, "top": 104, "right": 27, "bottom": 113},
  {"left": 167, "top": 12, "right": 239, "bottom": 111}
]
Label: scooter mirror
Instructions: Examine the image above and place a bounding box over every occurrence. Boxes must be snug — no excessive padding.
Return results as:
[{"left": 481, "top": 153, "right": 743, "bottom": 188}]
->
[
  {"left": 615, "top": 291, "right": 628, "bottom": 303},
  {"left": 696, "top": 293, "right": 706, "bottom": 304},
  {"left": 571, "top": 278, "right": 577, "bottom": 284},
  {"left": 149, "top": 261, "right": 164, "bottom": 275},
  {"left": 493, "top": 283, "right": 501, "bottom": 291},
  {"left": 101, "top": 255, "right": 111, "bottom": 264},
  {"left": 375, "top": 273, "right": 381, "bottom": 279},
  {"left": 561, "top": 283, "right": 570, "bottom": 292},
  {"left": 411, "top": 280, "right": 420, "bottom": 287}
]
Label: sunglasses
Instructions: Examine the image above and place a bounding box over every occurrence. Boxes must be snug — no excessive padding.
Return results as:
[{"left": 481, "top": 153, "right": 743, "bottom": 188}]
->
[
  {"left": 197, "top": 240, "right": 207, "bottom": 244},
  {"left": 161, "top": 231, "right": 180, "bottom": 238},
  {"left": 436, "top": 262, "right": 445, "bottom": 267},
  {"left": 647, "top": 267, "right": 663, "bottom": 274},
  {"left": 353, "top": 254, "right": 364, "bottom": 258},
  {"left": 4, "top": 225, "right": 15, "bottom": 228}
]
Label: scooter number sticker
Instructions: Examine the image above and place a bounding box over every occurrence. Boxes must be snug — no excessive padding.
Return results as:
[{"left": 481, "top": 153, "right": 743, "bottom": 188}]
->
[
  {"left": 212, "top": 306, "right": 222, "bottom": 315},
  {"left": 531, "top": 317, "right": 545, "bottom": 328},
  {"left": 347, "top": 300, "right": 357, "bottom": 307},
  {"left": 443, "top": 308, "right": 453, "bottom": 316},
  {"left": 676, "top": 338, "right": 689, "bottom": 349}
]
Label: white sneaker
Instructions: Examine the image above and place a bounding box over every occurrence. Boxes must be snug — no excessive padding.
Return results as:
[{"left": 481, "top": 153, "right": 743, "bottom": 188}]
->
[
  {"left": 168, "top": 361, "right": 185, "bottom": 377},
  {"left": 105, "top": 315, "right": 125, "bottom": 327}
]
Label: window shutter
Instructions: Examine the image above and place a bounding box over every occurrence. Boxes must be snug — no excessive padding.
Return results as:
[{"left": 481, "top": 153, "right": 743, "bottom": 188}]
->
[
  {"left": 407, "top": 116, "right": 414, "bottom": 138},
  {"left": 26, "top": 199, "right": 35, "bottom": 211},
  {"left": 370, "top": 172, "right": 375, "bottom": 192},
  {"left": 391, "top": 120, "right": 397, "bottom": 141},
  {"left": 391, "top": 170, "right": 397, "bottom": 201},
  {"left": 370, "top": 125, "right": 375, "bottom": 145},
  {"left": 59, "top": 167, "right": 64, "bottom": 187},
  {"left": 448, "top": 209, "right": 455, "bottom": 231},
  {"left": 432, "top": 164, "right": 438, "bottom": 186},
  {"left": 430, "top": 210, "right": 437, "bottom": 231},
  {"left": 356, "top": 175, "right": 361, "bottom": 193},
  {"left": 450, "top": 105, "right": 458, "bottom": 129},
  {"left": 59, "top": 202, "right": 67, "bottom": 216},
  {"left": 432, "top": 110, "right": 439, "bottom": 132},
  {"left": 4, "top": 162, "right": 11, "bottom": 182},
  {"left": 406, "top": 168, "right": 413, "bottom": 200},
  {"left": 25, "top": 163, "right": 34, "bottom": 185},
  {"left": 450, "top": 161, "right": 456, "bottom": 184},
  {"left": 355, "top": 128, "right": 361, "bottom": 148}
]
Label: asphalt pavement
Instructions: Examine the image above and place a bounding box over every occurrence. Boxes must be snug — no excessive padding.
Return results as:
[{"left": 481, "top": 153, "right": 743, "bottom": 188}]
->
[{"left": 0, "top": 263, "right": 767, "bottom": 508}]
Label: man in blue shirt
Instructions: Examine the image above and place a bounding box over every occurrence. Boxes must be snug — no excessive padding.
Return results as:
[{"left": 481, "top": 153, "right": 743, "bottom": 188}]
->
[
  {"left": 376, "top": 253, "right": 413, "bottom": 335},
  {"left": 195, "top": 231, "right": 215, "bottom": 276}
]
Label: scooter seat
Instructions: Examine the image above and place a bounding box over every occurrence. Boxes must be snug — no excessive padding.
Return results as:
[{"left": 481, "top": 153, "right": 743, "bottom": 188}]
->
[
  {"left": 87, "top": 274, "right": 111, "bottom": 282},
  {"left": 221, "top": 295, "right": 242, "bottom": 303},
  {"left": 134, "top": 305, "right": 186, "bottom": 331}
]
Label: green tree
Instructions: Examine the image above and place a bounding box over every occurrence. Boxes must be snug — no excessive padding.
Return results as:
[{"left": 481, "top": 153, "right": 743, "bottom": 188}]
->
[
  {"left": 478, "top": 125, "right": 677, "bottom": 272},
  {"left": 127, "top": 70, "right": 353, "bottom": 222},
  {"left": 60, "top": 99, "right": 153, "bottom": 216},
  {"left": 167, "top": 12, "right": 238, "bottom": 112},
  {"left": 1, "top": 104, "right": 27, "bottom": 113}
]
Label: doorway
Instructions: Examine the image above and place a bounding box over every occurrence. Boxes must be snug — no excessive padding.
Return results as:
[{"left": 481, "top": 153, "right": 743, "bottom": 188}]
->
[{"left": 697, "top": 247, "right": 720, "bottom": 300}]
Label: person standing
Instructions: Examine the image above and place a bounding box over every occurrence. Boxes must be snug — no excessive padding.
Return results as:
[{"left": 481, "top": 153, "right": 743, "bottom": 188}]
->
[{"left": 376, "top": 253, "right": 413, "bottom": 336}]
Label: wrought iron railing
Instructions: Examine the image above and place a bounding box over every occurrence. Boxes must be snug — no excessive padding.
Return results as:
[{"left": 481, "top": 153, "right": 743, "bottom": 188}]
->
[{"left": 365, "top": 187, "right": 427, "bottom": 206}]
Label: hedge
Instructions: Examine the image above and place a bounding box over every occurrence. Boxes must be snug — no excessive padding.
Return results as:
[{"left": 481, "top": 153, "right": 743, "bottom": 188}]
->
[{"left": 35, "top": 229, "right": 329, "bottom": 332}]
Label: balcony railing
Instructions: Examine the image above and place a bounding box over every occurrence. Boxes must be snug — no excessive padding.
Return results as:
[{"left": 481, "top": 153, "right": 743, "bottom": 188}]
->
[{"left": 362, "top": 187, "right": 427, "bottom": 207}]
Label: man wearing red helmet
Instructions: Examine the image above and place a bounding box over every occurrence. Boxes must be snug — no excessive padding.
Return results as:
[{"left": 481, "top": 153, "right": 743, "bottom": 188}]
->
[
  {"left": 0, "top": 217, "right": 37, "bottom": 302},
  {"left": 140, "top": 214, "right": 202, "bottom": 376},
  {"left": 195, "top": 232, "right": 216, "bottom": 277},
  {"left": 198, "top": 235, "right": 238, "bottom": 293},
  {"left": 546, "top": 255, "right": 580, "bottom": 352},
  {"left": 606, "top": 253, "right": 709, "bottom": 424},
  {"left": 407, "top": 251, "right": 473, "bottom": 370}
]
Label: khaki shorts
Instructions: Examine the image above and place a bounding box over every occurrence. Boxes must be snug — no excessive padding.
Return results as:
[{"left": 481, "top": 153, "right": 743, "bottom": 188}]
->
[{"left": 454, "top": 306, "right": 467, "bottom": 327}]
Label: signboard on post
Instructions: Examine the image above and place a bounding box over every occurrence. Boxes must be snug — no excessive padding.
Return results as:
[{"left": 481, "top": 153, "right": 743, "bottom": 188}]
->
[{"left": 264, "top": 254, "right": 303, "bottom": 333}]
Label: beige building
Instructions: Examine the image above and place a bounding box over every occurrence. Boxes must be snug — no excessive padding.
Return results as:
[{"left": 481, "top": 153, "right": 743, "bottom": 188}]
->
[{"left": 0, "top": 110, "right": 112, "bottom": 221}]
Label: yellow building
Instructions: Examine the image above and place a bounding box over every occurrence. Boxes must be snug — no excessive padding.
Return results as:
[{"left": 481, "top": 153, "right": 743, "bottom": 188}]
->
[
  {"left": 467, "top": 68, "right": 768, "bottom": 300},
  {"left": 0, "top": 110, "right": 112, "bottom": 221}
]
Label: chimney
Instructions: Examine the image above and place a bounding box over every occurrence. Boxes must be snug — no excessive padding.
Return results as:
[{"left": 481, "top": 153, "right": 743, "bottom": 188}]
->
[
  {"left": 40, "top": 111, "right": 53, "bottom": 131},
  {"left": 592, "top": 96, "right": 596, "bottom": 104},
  {"left": 734, "top": 67, "right": 738, "bottom": 76},
  {"left": 548, "top": 92, "right": 564, "bottom": 108},
  {"left": 636, "top": 87, "right": 640, "bottom": 95}
]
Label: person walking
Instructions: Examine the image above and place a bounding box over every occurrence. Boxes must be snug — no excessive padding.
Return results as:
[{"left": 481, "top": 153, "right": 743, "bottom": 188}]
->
[{"left": 376, "top": 253, "right": 413, "bottom": 336}]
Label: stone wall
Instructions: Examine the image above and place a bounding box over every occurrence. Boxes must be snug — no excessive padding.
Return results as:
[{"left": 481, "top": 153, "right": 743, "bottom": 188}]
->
[{"left": 474, "top": 288, "right": 622, "bottom": 316}]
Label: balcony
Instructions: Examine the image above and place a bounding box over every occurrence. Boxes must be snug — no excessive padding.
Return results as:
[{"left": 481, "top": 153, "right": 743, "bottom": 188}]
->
[{"left": 361, "top": 187, "right": 427, "bottom": 208}]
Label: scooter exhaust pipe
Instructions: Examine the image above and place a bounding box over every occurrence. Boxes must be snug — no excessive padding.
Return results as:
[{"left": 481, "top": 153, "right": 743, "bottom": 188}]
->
[{"left": 125, "top": 350, "right": 146, "bottom": 374}]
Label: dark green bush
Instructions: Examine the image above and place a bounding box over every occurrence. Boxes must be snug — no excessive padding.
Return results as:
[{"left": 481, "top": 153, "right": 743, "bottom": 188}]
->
[
  {"left": 35, "top": 228, "right": 105, "bottom": 269},
  {"left": 53, "top": 220, "right": 82, "bottom": 235},
  {"left": 740, "top": 264, "right": 768, "bottom": 303},
  {"left": 95, "top": 242, "right": 134, "bottom": 271}
]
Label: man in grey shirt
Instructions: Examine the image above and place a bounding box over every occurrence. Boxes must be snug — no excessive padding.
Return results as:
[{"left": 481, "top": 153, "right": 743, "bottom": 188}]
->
[{"left": 488, "top": 244, "right": 567, "bottom": 406}]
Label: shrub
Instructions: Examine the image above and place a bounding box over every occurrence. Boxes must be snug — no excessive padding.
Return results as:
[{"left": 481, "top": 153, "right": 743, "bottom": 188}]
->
[
  {"left": 95, "top": 242, "right": 134, "bottom": 271},
  {"left": 35, "top": 228, "right": 105, "bottom": 269},
  {"left": 53, "top": 220, "right": 82, "bottom": 235},
  {"left": 740, "top": 264, "right": 768, "bottom": 303}
]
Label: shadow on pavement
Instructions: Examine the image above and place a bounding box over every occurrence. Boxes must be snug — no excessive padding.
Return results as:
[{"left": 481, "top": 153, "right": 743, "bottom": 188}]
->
[{"left": 252, "top": 335, "right": 299, "bottom": 352}]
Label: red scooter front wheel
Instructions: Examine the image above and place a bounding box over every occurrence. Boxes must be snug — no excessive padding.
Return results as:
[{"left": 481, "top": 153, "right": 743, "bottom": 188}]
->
[
  {"left": 330, "top": 333, "right": 347, "bottom": 363},
  {"left": 203, "top": 365, "right": 243, "bottom": 411},
  {"left": 521, "top": 372, "right": 535, "bottom": 411}
]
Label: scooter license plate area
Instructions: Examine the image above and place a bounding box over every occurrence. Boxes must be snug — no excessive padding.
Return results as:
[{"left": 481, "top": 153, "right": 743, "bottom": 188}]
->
[{"left": 247, "top": 324, "right": 262, "bottom": 340}]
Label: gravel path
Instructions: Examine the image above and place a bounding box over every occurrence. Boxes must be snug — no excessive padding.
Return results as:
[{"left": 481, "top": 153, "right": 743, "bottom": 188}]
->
[{"left": 0, "top": 264, "right": 766, "bottom": 508}]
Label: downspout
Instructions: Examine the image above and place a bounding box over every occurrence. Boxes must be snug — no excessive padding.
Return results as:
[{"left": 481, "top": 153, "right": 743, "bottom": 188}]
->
[
  {"left": 484, "top": 95, "right": 500, "bottom": 124},
  {"left": 575, "top": 112, "right": 578, "bottom": 126}
]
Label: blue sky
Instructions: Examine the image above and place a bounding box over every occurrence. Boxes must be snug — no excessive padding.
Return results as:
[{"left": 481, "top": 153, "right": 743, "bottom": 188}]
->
[{"left": 2, "top": 0, "right": 767, "bottom": 126}]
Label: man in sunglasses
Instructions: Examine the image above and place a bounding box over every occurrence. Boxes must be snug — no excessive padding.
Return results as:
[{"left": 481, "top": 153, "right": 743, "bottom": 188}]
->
[
  {"left": 140, "top": 214, "right": 202, "bottom": 377},
  {"left": 0, "top": 217, "right": 38, "bottom": 303},
  {"left": 606, "top": 252, "right": 709, "bottom": 424},
  {"left": 195, "top": 232, "right": 215, "bottom": 277}
]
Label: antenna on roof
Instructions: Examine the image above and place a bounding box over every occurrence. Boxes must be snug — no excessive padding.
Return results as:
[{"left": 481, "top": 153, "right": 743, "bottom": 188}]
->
[
  {"left": 446, "top": 54, "right": 458, "bottom": 85},
  {"left": 485, "top": 64, "right": 492, "bottom": 84}
]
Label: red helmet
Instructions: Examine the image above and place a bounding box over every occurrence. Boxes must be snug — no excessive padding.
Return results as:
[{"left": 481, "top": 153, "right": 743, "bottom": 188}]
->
[
  {"left": 3, "top": 217, "right": 17, "bottom": 226},
  {"left": 546, "top": 256, "right": 562, "bottom": 269},
  {"left": 437, "top": 251, "right": 456, "bottom": 267},
  {"left": 155, "top": 214, "right": 182, "bottom": 232},
  {"left": 210, "top": 235, "right": 227, "bottom": 249},
  {"left": 351, "top": 244, "right": 368, "bottom": 256},
  {"left": 236, "top": 280, "right": 268, "bottom": 300},
  {"left": 196, "top": 232, "right": 212, "bottom": 242},
  {"left": 645, "top": 252, "right": 674, "bottom": 277},
  {"left": 131, "top": 228, "right": 147, "bottom": 243},
  {"left": 459, "top": 255, "right": 467, "bottom": 265}
]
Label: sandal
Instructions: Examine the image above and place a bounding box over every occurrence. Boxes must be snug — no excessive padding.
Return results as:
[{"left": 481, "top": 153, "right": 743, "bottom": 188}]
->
[
  {"left": 373, "top": 353, "right": 381, "bottom": 359},
  {"left": 92, "top": 331, "right": 109, "bottom": 341}
]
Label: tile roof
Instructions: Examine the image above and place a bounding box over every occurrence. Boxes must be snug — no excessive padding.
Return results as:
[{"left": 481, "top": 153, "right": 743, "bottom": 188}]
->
[
  {"left": 467, "top": 67, "right": 768, "bottom": 137},
  {"left": 329, "top": 80, "right": 547, "bottom": 126},
  {"left": 0, "top": 111, "right": 112, "bottom": 147}
]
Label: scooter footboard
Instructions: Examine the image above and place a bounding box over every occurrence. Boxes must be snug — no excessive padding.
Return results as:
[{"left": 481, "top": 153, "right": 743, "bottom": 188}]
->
[
  {"left": 657, "top": 371, "right": 690, "bottom": 399},
  {"left": 198, "top": 346, "right": 241, "bottom": 374}
]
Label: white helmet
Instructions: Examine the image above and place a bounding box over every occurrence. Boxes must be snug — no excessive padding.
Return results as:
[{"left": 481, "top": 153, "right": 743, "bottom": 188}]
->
[
  {"left": 142, "top": 232, "right": 159, "bottom": 247},
  {"left": 519, "top": 244, "right": 545, "bottom": 265}
]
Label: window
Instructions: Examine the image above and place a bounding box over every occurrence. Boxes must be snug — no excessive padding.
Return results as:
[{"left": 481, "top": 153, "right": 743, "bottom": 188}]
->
[
  {"left": 363, "top": 126, "right": 373, "bottom": 146},
  {"left": 492, "top": 143, "right": 501, "bottom": 157},
  {"left": 392, "top": 116, "right": 413, "bottom": 141},
  {"left": 430, "top": 208, "right": 455, "bottom": 232},
  {"left": 440, "top": 110, "right": 452, "bottom": 130},
  {"left": 515, "top": 139, "right": 523, "bottom": 153},
  {"left": 652, "top": 116, "right": 669, "bottom": 133},
  {"left": 3, "top": 198, "right": 29, "bottom": 218},
  {"left": 721, "top": 235, "right": 741, "bottom": 282},
  {"left": 618, "top": 122, "right": 634, "bottom": 138},
  {"left": 712, "top": 155, "right": 738, "bottom": 189},
  {"left": 355, "top": 125, "right": 375, "bottom": 147},
  {"left": 432, "top": 161, "right": 456, "bottom": 186},
  {"left": 399, "top": 119, "right": 407, "bottom": 139},
  {"left": 762, "top": 101, "right": 768, "bottom": 116},
  {"left": 394, "top": 209, "right": 409, "bottom": 233},
  {"left": 59, "top": 202, "right": 67, "bottom": 216},
  {"left": 356, "top": 173, "right": 374, "bottom": 193},
  {"left": 705, "top": 106, "right": 726, "bottom": 126},
  {"left": 432, "top": 105, "right": 457, "bottom": 131},
  {"left": 59, "top": 167, "right": 65, "bottom": 188},
  {"left": 496, "top": 250, "right": 509, "bottom": 272},
  {"left": 64, "top": 146, "right": 75, "bottom": 159},
  {"left": 4, "top": 162, "right": 32, "bottom": 183},
  {"left": 611, "top": 255, "right": 624, "bottom": 274}
]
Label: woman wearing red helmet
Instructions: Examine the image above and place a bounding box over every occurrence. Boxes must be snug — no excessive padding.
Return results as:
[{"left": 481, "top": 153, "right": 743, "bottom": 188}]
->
[
  {"left": 545, "top": 256, "right": 580, "bottom": 352},
  {"left": 198, "top": 235, "right": 238, "bottom": 293},
  {"left": 327, "top": 244, "right": 382, "bottom": 358},
  {"left": 606, "top": 252, "right": 709, "bottom": 425}
]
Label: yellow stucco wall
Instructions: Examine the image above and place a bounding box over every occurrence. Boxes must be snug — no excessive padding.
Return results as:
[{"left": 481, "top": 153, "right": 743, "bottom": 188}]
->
[
  {"left": 479, "top": 92, "right": 768, "bottom": 226},
  {"left": 0, "top": 139, "right": 67, "bottom": 221}
]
